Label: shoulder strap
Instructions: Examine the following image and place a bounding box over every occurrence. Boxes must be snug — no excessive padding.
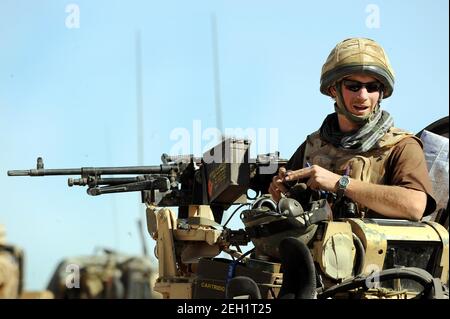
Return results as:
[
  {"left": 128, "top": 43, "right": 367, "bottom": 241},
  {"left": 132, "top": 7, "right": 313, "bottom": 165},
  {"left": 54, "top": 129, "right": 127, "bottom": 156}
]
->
[{"left": 379, "top": 127, "right": 421, "bottom": 148}]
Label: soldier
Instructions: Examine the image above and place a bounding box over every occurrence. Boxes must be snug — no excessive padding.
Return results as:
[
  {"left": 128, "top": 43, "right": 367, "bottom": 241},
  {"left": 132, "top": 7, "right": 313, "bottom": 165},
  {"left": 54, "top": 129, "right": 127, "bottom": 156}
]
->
[{"left": 269, "top": 38, "right": 436, "bottom": 221}]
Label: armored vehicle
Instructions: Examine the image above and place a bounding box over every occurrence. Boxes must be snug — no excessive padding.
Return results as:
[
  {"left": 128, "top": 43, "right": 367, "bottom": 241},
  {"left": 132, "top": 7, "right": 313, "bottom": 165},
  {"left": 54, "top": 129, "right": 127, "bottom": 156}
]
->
[
  {"left": 0, "top": 224, "right": 23, "bottom": 298},
  {"left": 7, "top": 116, "right": 449, "bottom": 299},
  {"left": 0, "top": 224, "right": 53, "bottom": 299},
  {"left": 46, "top": 248, "right": 158, "bottom": 299}
]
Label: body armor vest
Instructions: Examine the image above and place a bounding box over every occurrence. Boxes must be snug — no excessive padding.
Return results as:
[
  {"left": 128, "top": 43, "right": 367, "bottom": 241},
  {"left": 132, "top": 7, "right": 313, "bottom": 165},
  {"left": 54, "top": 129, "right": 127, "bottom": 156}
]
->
[{"left": 303, "top": 127, "right": 421, "bottom": 215}]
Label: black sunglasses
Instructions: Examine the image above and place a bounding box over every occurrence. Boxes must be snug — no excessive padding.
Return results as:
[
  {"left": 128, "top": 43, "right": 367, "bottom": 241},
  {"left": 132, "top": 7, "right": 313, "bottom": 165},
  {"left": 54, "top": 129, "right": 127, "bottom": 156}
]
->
[{"left": 342, "top": 80, "right": 383, "bottom": 93}]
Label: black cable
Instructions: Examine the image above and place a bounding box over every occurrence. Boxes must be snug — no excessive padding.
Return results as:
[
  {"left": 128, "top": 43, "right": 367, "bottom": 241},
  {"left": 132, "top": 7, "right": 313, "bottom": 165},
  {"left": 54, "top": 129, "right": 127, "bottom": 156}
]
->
[
  {"left": 318, "top": 267, "right": 441, "bottom": 299},
  {"left": 223, "top": 203, "right": 252, "bottom": 227},
  {"left": 237, "top": 248, "right": 255, "bottom": 262}
]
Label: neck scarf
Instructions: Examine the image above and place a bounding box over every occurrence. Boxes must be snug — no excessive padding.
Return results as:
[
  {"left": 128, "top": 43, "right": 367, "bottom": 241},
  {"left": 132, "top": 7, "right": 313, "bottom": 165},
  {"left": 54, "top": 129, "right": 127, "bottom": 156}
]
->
[{"left": 319, "top": 110, "right": 394, "bottom": 153}]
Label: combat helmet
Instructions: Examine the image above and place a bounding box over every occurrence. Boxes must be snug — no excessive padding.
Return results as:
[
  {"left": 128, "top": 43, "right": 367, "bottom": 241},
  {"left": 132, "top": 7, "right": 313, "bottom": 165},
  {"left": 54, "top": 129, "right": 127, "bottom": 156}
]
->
[{"left": 320, "top": 38, "right": 395, "bottom": 123}]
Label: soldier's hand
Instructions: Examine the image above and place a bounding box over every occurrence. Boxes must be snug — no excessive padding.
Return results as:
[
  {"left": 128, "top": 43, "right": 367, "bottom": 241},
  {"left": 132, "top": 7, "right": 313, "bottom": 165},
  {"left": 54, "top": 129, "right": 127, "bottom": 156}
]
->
[
  {"left": 268, "top": 167, "right": 289, "bottom": 202},
  {"left": 284, "top": 164, "right": 341, "bottom": 193}
]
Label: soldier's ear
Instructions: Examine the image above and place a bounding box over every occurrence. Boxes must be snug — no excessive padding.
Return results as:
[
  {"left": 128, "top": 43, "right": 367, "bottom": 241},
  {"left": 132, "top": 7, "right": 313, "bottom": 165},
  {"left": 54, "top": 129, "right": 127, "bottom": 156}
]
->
[{"left": 329, "top": 86, "right": 337, "bottom": 98}]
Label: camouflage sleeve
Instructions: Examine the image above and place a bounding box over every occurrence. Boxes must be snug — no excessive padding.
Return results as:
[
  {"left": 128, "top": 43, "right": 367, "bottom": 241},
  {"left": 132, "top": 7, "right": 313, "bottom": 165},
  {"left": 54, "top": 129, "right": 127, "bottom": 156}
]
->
[
  {"left": 386, "top": 137, "right": 437, "bottom": 216},
  {"left": 285, "top": 141, "right": 307, "bottom": 171}
]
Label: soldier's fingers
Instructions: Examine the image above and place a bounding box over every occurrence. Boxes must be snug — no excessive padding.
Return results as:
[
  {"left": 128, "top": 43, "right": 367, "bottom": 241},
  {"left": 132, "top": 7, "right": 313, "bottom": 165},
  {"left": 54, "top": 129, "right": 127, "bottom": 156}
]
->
[
  {"left": 269, "top": 178, "right": 287, "bottom": 195},
  {"left": 272, "top": 175, "right": 286, "bottom": 188},
  {"left": 269, "top": 188, "right": 281, "bottom": 203},
  {"left": 268, "top": 182, "right": 276, "bottom": 194},
  {"left": 272, "top": 175, "right": 279, "bottom": 184},
  {"left": 284, "top": 168, "right": 311, "bottom": 181},
  {"left": 306, "top": 178, "right": 319, "bottom": 190},
  {"left": 276, "top": 182, "right": 288, "bottom": 194},
  {"left": 269, "top": 182, "right": 280, "bottom": 195},
  {"left": 306, "top": 178, "right": 314, "bottom": 189}
]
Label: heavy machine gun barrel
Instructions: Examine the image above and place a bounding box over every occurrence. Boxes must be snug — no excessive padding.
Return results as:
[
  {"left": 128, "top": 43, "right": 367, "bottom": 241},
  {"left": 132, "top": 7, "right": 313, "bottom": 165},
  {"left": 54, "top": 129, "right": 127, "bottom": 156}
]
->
[{"left": 7, "top": 161, "right": 175, "bottom": 177}]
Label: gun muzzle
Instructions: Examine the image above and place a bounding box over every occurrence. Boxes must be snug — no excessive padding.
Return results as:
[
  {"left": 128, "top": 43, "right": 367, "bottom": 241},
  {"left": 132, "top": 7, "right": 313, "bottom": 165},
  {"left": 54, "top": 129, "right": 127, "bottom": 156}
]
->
[{"left": 7, "top": 170, "right": 42, "bottom": 176}]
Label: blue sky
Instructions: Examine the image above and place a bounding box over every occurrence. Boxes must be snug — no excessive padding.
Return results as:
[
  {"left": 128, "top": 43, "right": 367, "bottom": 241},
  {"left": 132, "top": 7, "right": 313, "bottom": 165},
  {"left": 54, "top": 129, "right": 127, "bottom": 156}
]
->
[{"left": 0, "top": 0, "right": 448, "bottom": 291}]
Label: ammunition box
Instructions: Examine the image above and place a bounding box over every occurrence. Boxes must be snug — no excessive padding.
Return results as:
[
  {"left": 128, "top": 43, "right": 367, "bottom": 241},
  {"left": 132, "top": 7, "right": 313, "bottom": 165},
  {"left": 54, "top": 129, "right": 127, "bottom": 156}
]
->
[
  {"left": 203, "top": 139, "right": 250, "bottom": 205},
  {"left": 193, "top": 257, "right": 282, "bottom": 299}
]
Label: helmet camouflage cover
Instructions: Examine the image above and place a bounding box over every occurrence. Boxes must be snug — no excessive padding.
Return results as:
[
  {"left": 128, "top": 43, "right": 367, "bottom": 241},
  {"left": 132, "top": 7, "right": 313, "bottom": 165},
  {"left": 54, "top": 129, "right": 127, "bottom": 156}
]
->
[{"left": 320, "top": 37, "right": 395, "bottom": 98}]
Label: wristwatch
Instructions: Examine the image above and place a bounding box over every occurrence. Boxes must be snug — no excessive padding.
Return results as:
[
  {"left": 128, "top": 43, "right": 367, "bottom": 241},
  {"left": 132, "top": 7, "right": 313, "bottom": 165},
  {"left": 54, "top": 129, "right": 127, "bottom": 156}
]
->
[{"left": 336, "top": 174, "right": 350, "bottom": 201}]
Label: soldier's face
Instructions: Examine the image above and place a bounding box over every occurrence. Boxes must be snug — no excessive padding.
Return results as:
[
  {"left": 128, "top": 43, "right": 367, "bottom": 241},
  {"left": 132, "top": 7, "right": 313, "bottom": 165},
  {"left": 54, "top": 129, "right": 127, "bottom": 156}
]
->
[{"left": 339, "top": 74, "right": 381, "bottom": 117}]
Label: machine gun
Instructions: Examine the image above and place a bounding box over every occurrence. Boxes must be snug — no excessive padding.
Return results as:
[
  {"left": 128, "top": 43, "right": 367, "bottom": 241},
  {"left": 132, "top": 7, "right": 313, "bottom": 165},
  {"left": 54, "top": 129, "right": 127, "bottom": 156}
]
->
[{"left": 8, "top": 138, "right": 284, "bottom": 223}]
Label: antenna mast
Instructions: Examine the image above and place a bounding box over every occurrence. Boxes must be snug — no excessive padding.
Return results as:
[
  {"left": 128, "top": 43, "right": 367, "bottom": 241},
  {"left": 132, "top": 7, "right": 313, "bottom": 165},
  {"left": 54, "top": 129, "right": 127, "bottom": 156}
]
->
[{"left": 211, "top": 13, "right": 224, "bottom": 140}]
